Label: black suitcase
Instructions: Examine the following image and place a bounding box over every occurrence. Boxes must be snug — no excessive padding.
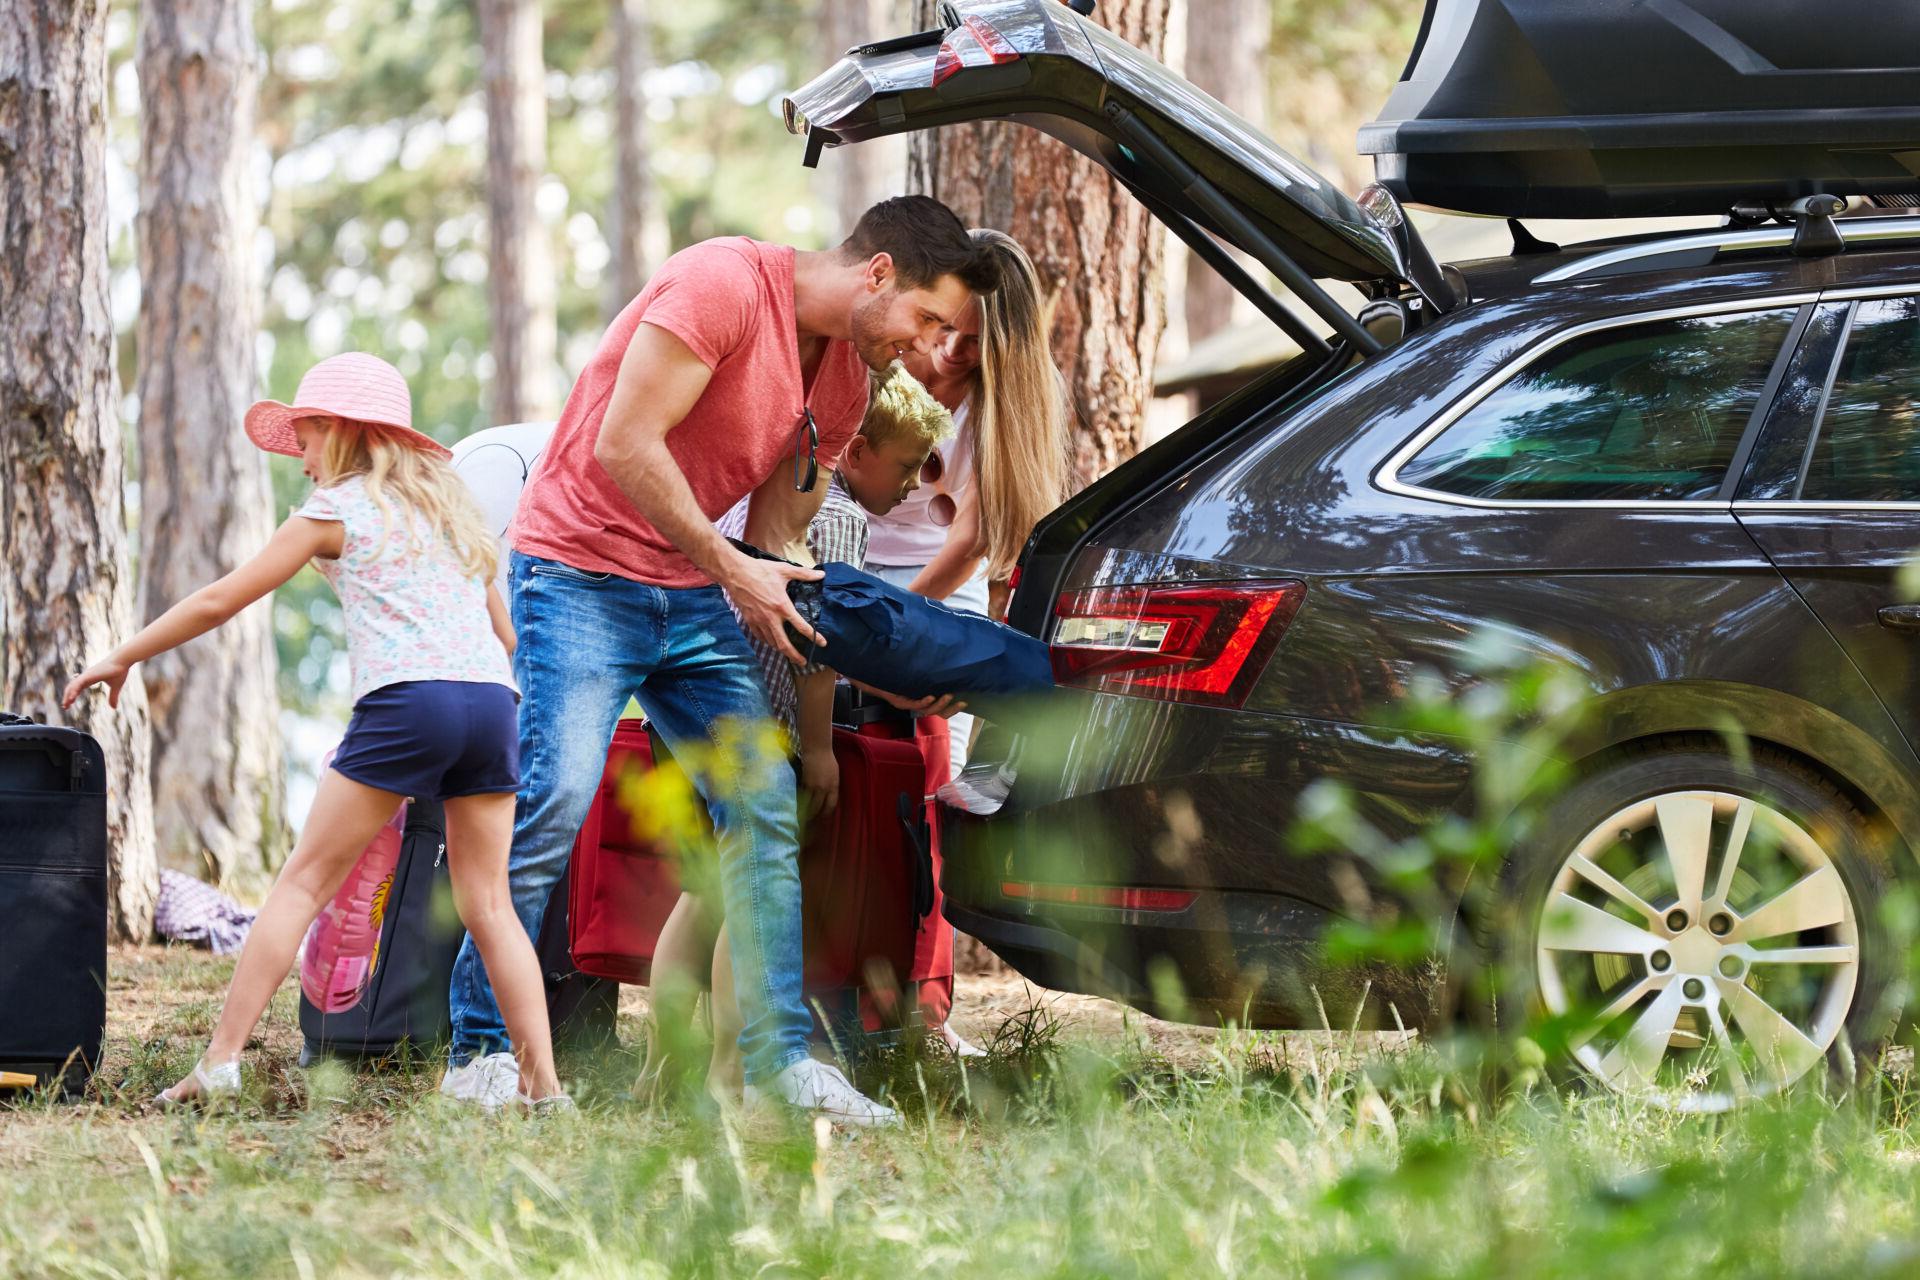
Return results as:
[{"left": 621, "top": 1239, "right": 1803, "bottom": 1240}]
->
[
  {"left": 299, "top": 797, "right": 456, "bottom": 1063},
  {"left": 299, "top": 797, "right": 615, "bottom": 1064},
  {"left": 0, "top": 712, "right": 108, "bottom": 1094}
]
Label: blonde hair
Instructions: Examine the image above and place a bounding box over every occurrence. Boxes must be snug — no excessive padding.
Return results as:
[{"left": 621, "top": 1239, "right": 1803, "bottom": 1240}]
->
[
  {"left": 967, "top": 229, "right": 1070, "bottom": 581},
  {"left": 862, "top": 363, "right": 953, "bottom": 454},
  {"left": 311, "top": 420, "right": 498, "bottom": 582}
]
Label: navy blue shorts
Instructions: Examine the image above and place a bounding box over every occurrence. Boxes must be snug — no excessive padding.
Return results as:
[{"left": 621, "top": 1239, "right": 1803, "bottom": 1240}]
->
[{"left": 331, "top": 680, "right": 521, "bottom": 800}]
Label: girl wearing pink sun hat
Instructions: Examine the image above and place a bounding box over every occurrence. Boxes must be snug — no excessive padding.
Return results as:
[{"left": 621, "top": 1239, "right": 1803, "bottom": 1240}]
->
[
  {"left": 64, "top": 351, "right": 568, "bottom": 1112},
  {"left": 243, "top": 351, "right": 452, "bottom": 459}
]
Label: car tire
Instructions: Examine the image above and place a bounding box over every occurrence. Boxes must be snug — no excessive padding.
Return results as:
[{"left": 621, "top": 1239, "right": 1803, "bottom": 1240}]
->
[{"left": 1487, "top": 738, "right": 1897, "bottom": 1111}]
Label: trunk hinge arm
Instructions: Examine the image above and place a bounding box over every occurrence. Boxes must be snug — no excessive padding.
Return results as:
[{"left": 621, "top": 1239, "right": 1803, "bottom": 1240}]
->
[{"left": 1104, "top": 100, "right": 1383, "bottom": 357}]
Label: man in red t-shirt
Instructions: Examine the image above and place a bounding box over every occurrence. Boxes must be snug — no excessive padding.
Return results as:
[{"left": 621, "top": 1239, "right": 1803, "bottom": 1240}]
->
[{"left": 446, "top": 197, "right": 1000, "bottom": 1126}]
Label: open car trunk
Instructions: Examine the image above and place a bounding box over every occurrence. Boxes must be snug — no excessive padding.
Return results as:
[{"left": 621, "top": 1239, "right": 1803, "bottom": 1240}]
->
[{"left": 782, "top": 0, "right": 1461, "bottom": 340}]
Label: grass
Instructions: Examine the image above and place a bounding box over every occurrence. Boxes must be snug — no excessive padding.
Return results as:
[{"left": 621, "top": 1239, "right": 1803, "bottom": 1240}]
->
[{"left": 6, "top": 946, "right": 1920, "bottom": 1278}]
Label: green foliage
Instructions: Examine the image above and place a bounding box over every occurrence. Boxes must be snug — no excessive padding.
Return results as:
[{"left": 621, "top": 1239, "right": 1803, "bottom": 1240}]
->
[{"left": 109, "top": 0, "right": 833, "bottom": 722}]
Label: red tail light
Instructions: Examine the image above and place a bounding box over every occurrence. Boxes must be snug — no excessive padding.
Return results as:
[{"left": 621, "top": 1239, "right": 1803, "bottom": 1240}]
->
[
  {"left": 1002, "top": 881, "right": 1197, "bottom": 912},
  {"left": 931, "top": 16, "right": 1023, "bottom": 86},
  {"left": 1050, "top": 580, "right": 1304, "bottom": 708}
]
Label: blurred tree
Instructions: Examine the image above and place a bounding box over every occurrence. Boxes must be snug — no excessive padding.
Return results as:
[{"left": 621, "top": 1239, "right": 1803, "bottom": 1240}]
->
[
  {"left": 820, "top": 0, "right": 895, "bottom": 238},
  {"left": 135, "top": 0, "right": 288, "bottom": 891},
  {"left": 98, "top": 0, "right": 863, "bottom": 752},
  {"left": 1, "top": 0, "right": 159, "bottom": 939},
  {"left": 478, "top": 0, "right": 559, "bottom": 421},
  {"left": 908, "top": 0, "right": 1172, "bottom": 485},
  {"left": 1267, "top": 0, "right": 1423, "bottom": 193},
  {"left": 606, "top": 0, "right": 657, "bottom": 315},
  {"left": 1185, "top": 0, "right": 1269, "bottom": 344}
]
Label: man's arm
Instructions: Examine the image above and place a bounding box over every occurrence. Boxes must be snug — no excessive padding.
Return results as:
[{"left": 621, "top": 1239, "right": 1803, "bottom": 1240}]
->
[
  {"left": 740, "top": 463, "right": 829, "bottom": 566},
  {"left": 593, "top": 322, "right": 823, "bottom": 664}
]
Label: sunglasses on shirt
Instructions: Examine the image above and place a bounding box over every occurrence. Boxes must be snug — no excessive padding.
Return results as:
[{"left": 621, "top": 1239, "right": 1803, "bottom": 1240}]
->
[{"left": 792, "top": 408, "right": 819, "bottom": 492}]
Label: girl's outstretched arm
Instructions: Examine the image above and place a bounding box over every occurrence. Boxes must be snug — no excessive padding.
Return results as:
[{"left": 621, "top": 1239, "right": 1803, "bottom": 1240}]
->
[{"left": 60, "top": 515, "right": 342, "bottom": 709}]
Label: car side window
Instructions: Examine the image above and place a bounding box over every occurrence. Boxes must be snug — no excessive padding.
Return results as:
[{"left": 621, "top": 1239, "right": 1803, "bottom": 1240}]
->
[
  {"left": 1397, "top": 308, "right": 1797, "bottom": 502},
  {"left": 1799, "top": 296, "right": 1920, "bottom": 502}
]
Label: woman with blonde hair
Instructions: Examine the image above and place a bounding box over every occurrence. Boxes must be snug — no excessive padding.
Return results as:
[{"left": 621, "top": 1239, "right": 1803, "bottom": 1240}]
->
[
  {"left": 869, "top": 228, "right": 1070, "bottom": 765},
  {"left": 866, "top": 229, "right": 1070, "bottom": 1054},
  {"left": 64, "top": 353, "right": 567, "bottom": 1111}
]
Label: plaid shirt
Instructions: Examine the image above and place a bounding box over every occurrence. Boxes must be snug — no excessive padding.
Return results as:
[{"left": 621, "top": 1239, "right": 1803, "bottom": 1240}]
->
[{"left": 716, "top": 470, "right": 868, "bottom": 740}]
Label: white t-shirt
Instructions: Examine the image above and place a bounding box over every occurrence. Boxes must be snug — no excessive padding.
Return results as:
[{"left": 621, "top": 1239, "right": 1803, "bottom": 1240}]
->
[
  {"left": 297, "top": 475, "right": 517, "bottom": 705},
  {"left": 864, "top": 398, "right": 974, "bottom": 566},
  {"left": 450, "top": 421, "right": 557, "bottom": 597}
]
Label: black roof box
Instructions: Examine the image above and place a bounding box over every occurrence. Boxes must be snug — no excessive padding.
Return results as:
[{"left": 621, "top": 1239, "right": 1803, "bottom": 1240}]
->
[{"left": 1358, "top": 0, "right": 1920, "bottom": 218}]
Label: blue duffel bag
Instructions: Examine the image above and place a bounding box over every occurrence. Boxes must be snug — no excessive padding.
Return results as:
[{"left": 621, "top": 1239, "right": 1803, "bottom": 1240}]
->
[{"left": 730, "top": 540, "right": 1054, "bottom": 704}]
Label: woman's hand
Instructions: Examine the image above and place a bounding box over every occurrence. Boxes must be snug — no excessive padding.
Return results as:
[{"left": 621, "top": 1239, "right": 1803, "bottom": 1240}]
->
[
  {"left": 799, "top": 743, "right": 840, "bottom": 817},
  {"left": 61, "top": 658, "right": 131, "bottom": 710},
  {"left": 847, "top": 678, "right": 966, "bottom": 718}
]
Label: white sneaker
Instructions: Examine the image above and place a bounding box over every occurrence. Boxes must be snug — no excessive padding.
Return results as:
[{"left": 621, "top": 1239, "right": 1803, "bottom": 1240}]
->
[
  {"left": 743, "top": 1057, "right": 901, "bottom": 1129},
  {"left": 938, "top": 1023, "right": 988, "bottom": 1059},
  {"left": 439, "top": 1051, "right": 520, "bottom": 1111}
]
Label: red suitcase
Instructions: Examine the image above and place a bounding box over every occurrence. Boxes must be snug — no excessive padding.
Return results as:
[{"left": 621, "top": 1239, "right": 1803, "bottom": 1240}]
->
[
  {"left": 566, "top": 714, "right": 946, "bottom": 1016},
  {"left": 566, "top": 720, "right": 691, "bottom": 985}
]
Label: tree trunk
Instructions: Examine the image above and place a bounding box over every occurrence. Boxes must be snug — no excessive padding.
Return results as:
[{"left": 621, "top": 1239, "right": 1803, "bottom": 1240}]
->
[
  {"left": 821, "top": 0, "right": 899, "bottom": 239},
  {"left": 0, "top": 0, "right": 160, "bottom": 940},
  {"left": 135, "top": 0, "right": 287, "bottom": 893},
  {"left": 1183, "top": 0, "right": 1267, "bottom": 344},
  {"left": 478, "top": 0, "right": 557, "bottom": 423},
  {"left": 605, "top": 0, "right": 655, "bottom": 317},
  {"left": 908, "top": 0, "right": 1171, "bottom": 486}
]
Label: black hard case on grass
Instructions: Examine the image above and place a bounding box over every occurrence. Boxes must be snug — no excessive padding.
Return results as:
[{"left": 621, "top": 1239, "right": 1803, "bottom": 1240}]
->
[
  {"left": 298, "top": 796, "right": 615, "bottom": 1065},
  {"left": 299, "top": 797, "right": 456, "bottom": 1064},
  {"left": 1359, "top": 0, "right": 1920, "bottom": 217},
  {"left": 0, "top": 714, "right": 108, "bottom": 1094}
]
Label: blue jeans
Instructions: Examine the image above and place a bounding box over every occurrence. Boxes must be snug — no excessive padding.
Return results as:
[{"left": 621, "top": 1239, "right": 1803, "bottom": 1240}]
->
[{"left": 448, "top": 551, "right": 810, "bottom": 1084}]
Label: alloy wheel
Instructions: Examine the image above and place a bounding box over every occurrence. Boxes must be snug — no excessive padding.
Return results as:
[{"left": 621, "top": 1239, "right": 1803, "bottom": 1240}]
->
[{"left": 1534, "top": 789, "right": 1860, "bottom": 1111}]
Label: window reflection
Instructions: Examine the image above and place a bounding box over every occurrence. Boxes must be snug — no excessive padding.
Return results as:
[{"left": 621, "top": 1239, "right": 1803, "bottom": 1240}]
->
[
  {"left": 1802, "top": 296, "right": 1920, "bottom": 502},
  {"left": 1400, "top": 309, "right": 1795, "bottom": 502}
]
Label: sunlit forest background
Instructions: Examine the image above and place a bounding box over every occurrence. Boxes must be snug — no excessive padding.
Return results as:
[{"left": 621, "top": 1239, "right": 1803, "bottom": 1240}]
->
[{"left": 89, "top": 0, "right": 1424, "bottom": 822}]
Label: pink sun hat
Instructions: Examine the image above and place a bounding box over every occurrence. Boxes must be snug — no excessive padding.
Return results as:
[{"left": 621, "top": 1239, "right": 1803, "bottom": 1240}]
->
[{"left": 244, "top": 352, "right": 451, "bottom": 460}]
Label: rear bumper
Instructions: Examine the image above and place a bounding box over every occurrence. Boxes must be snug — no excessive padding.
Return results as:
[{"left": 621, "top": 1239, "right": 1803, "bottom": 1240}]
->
[{"left": 939, "top": 804, "right": 1444, "bottom": 1030}]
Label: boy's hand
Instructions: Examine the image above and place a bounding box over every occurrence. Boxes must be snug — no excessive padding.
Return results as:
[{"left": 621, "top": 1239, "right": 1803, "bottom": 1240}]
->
[
  {"left": 724, "top": 552, "right": 824, "bottom": 665},
  {"left": 799, "top": 744, "right": 839, "bottom": 817},
  {"left": 847, "top": 679, "right": 966, "bottom": 718},
  {"left": 61, "top": 659, "right": 131, "bottom": 710}
]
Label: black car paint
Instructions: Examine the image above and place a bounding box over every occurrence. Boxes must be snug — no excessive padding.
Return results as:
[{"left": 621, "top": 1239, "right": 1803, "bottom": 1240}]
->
[
  {"left": 949, "top": 250, "right": 1920, "bottom": 1028},
  {"left": 784, "top": 0, "right": 1920, "bottom": 1029}
]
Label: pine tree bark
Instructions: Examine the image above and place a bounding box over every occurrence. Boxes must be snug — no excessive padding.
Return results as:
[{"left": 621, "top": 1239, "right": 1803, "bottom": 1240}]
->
[
  {"left": 1183, "top": 0, "right": 1267, "bottom": 344},
  {"left": 909, "top": 0, "right": 1171, "bottom": 486},
  {"left": 606, "top": 0, "right": 654, "bottom": 316},
  {"left": 0, "top": 0, "right": 160, "bottom": 939},
  {"left": 135, "top": 0, "right": 287, "bottom": 892},
  {"left": 478, "top": 0, "right": 557, "bottom": 422}
]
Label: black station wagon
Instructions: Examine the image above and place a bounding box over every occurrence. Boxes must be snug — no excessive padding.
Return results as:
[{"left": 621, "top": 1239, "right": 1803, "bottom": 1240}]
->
[{"left": 783, "top": 0, "right": 1920, "bottom": 1108}]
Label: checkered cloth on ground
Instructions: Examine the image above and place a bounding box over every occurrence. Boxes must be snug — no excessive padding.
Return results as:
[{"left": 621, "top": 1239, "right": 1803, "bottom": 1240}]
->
[{"left": 155, "top": 869, "right": 257, "bottom": 956}]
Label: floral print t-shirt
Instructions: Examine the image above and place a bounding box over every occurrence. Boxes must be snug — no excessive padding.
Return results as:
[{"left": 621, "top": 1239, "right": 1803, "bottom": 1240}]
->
[{"left": 297, "top": 475, "right": 516, "bottom": 704}]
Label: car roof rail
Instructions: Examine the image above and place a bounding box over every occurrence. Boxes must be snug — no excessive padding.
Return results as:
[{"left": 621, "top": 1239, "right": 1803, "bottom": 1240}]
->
[{"left": 1535, "top": 213, "right": 1920, "bottom": 284}]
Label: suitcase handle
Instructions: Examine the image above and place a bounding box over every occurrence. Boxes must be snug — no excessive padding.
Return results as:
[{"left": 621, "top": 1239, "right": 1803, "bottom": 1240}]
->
[
  {"left": 898, "top": 792, "right": 935, "bottom": 920},
  {"left": 0, "top": 725, "right": 92, "bottom": 790}
]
